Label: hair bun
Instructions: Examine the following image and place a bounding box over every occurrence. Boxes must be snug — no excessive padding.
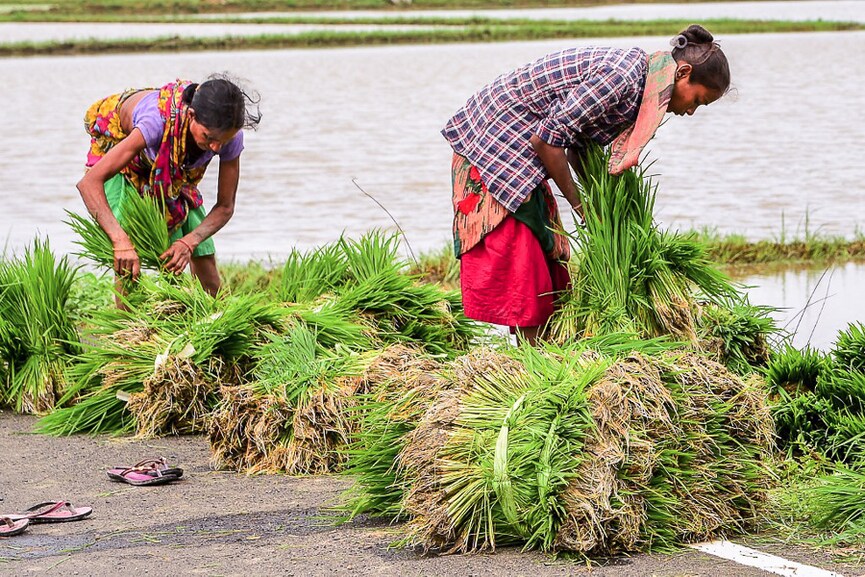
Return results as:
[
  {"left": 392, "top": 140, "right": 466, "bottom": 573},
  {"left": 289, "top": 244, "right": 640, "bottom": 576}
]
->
[{"left": 680, "top": 24, "right": 714, "bottom": 44}]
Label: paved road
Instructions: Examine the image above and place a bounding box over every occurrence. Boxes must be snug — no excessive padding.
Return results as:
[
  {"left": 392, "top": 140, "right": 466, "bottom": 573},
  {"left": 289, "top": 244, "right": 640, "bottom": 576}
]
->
[{"left": 0, "top": 413, "right": 857, "bottom": 576}]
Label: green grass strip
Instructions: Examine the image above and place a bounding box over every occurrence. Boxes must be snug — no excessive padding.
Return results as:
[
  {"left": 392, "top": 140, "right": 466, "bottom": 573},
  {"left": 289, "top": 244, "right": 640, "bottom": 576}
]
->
[{"left": 1, "top": 19, "right": 861, "bottom": 56}]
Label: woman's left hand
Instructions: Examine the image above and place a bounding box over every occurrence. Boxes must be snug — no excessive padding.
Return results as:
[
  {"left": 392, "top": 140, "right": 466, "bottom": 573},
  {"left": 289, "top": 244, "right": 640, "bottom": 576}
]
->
[{"left": 160, "top": 239, "right": 195, "bottom": 274}]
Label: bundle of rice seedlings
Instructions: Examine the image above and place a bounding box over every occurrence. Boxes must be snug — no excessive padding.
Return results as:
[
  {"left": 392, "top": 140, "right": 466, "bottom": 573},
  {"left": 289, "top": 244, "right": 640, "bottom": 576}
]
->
[
  {"left": 764, "top": 344, "right": 829, "bottom": 397},
  {"left": 276, "top": 243, "right": 349, "bottom": 304},
  {"left": 66, "top": 190, "right": 170, "bottom": 272},
  {"left": 0, "top": 239, "right": 80, "bottom": 413},
  {"left": 804, "top": 461, "right": 865, "bottom": 540},
  {"left": 219, "top": 261, "right": 278, "bottom": 295},
  {"left": 765, "top": 338, "right": 865, "bottom": 460},
  {"left": 342, "top": 334, "right": 676, "bottom": 524},
  {"left": 340, "top": 345, "right": 453, "bottom": 520},
  {"left": 547, "top": 146, "right": 740, "bottom": 344},
  {"left": 347, "top": 340, "right": 775, "bottom": 555},
  {"left": 833, "top": 322, "right": 865, "bottom": 371},
  {"left": 275, "top": 230, "right": 481, "bottom": 357},
  {"left": 696, "top": 300, "right": 775, "bottom": 375},
  {"left": 36, "top": 275, "right": 282, "bottom": 437},
  {"left": 409, "top": 245, "right": 459, "bottom": 291},
  {"left": 209, "top": 324, "right": 373, "bottom": 474}
]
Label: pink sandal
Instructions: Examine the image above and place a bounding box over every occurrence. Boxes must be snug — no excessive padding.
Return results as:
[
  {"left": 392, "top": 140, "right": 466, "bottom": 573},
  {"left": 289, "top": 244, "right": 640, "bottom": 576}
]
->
[
  {"left": 107, "top": 458, "right": 182, "bottom": 486},
  {"left": 4, "top": 501, "right": 92, "bottom": 524},
  {"left": 0, "top": 516, "right": 29, "bottom": 537}
]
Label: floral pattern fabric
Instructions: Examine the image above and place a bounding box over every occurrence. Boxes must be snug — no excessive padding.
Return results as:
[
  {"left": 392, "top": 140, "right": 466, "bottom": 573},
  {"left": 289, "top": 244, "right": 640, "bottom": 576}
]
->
[{"left": 84, "top": 80, "right": 207, "bottom": 232}]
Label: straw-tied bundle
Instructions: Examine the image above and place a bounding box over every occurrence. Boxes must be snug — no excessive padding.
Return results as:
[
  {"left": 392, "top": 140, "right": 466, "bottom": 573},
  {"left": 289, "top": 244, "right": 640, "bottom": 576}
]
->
[
  {"left": 768, "top": 323, "right": 865, "bottom": 461},
  {"left": 205, "top": 232, "right": 481, "bottom": 476},
  {"left": 36, "top": 275, "right": 283, "bottom": 437},
  {"left": 548, "top": 146, "right": 774, "bottom": 375},
  {"left": 344, "top": 339, "right": 775, "bottom": 554},
  {"left": 0, "top": 240, "right": 80, "bottom": 414},
  {"left": 209, "top": 324, "right": 375, "bottom": 475}
]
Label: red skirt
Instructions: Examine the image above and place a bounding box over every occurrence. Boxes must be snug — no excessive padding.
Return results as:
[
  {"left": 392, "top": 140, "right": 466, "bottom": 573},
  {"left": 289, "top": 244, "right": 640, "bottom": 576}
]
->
[{"left": 460, "top": 216, "right": 570, "bottom": 328}]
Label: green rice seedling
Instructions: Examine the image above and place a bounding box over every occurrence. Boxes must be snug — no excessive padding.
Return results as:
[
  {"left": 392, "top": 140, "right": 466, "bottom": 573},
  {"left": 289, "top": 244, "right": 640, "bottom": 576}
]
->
[
  {"left": 65, "top": 189, "right": 170, "bottom": 272},
  {"left": 209, "top": 324, "right": 374, "bottom": 474},
  {"left": 816, "top": 369, "right": 865, "bottom": 413},
  {"left": 805, "top": 461, "right": 865, "bottom": 540},
  {"left": 764, "top": 344, "right": 830, "bottom": 397},
  {"left": 770, "top": 390, "right": 832, "bottom": 455},
  {"left": 409, "top": 244, "right": 460, "bottom": 291},
  {"left": 67, "top": 271, "right": 115, "bottom": 325},
  {"left": 339, "top": 230, "right": 409, "bottom": 283},
  {"left": 364, "top": 340, "right": 776, "bottom": 555},
  {"left": 697, "top": 300, "right": 777, "bottom": 375},
  {"left": 833, "top": 323, "right": 865, "bottom": 371},
  {"left": 823, "top": 409, "right": 865, "bottom": 462},
  {"left": 276, "top": 243, "right": 349, "bottom": 303},
  {"left": 548, "top": 146, "right": 740, "bottom": 344},
  {"left": 35, "top": 335, "right": 164, "bottom": 435},
  {"left": 219, "top": 260, "right": 279, "bottom": 295},
  {"left": 0, "top": 239, "right": 80, "bottom": 413},
  {"left": 282, "top": 301, "right": 373, "bottom": 351},
  {"left": 37, "top": 274, "right": 283, "bottom": 436}
]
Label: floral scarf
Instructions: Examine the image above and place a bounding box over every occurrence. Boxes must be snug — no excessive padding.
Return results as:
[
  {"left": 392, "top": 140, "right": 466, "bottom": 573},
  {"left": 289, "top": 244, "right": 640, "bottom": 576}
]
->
[
  {"left": 451, "top": 153, "right": 569, "bottom": 260},
  {"left": 84, "top": 80, "right": 206, "bottom": 232},
  {"left": 608, "top": 51, "right": 677, "bottom": 175}
]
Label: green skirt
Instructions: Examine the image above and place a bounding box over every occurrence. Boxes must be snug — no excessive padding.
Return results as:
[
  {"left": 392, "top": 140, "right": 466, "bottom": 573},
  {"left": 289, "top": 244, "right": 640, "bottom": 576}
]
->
[{"left": 104, "top": 173, "right": 215, "bottom": 258}]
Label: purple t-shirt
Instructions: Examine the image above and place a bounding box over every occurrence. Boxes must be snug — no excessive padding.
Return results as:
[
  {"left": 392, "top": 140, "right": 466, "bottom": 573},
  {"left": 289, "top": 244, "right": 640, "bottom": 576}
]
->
[{"left": 132, "top": 91, "right": 244, "bottom": 168}]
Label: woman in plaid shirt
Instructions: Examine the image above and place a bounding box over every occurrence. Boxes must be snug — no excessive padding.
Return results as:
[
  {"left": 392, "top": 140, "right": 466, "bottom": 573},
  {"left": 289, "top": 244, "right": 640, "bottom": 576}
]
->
[{"left": 443, "top": 25, "right": 730, "bottom": 344}]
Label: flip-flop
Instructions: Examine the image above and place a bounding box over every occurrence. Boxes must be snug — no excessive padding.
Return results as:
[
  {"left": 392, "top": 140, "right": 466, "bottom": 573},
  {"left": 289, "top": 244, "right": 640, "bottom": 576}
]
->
[
  {"left": 107, "top": 460, "right": 181, "bottom": 486},
  {"left": 4, "top": 501, "right": 92, "bottom": 524},
  {"left": 0, "top": 516, "right": 29, "bottom": 537},
  {"left": 112, "top": 458, "right": 183, "bottom": 479}
]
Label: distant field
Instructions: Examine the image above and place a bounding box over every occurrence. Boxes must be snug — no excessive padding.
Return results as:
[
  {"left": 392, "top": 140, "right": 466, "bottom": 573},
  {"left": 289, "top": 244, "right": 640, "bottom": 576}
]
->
[
  {"left": 0, "top": 0, "right": 782, "bottom": 18},
  {"left": 2, "top": 17, "right": 861, "bottom": 56}
]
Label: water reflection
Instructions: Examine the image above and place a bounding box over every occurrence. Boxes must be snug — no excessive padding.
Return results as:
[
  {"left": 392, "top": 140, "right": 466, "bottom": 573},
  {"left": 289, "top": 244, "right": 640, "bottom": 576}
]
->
[
  {"left": 221, "top": 0, "right": 865, "bottom": 23},
  {"left": 1, "top": 33, "right": 864, "bottom": 263},
  {"left": 743, "top": 261, "right": 865, "bottom": 351},
  {"left": 0, "top": 22, "right": 444, "bottom": 43}
]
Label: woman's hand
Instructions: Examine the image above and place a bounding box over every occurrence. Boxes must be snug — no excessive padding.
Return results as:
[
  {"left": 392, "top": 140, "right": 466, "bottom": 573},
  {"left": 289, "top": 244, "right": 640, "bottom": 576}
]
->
[
  {"left": 113, "top": 241, "right": 141, "bottom": 280},
  {"left": 160, "top": 239, "right": 194, "bottom": 275}
]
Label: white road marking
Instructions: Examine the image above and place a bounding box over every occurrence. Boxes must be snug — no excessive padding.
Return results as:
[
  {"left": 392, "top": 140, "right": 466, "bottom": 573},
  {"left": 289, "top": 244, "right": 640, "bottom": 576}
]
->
[{"left": 688, "top": 540, "right": 844, "bottom": 577}]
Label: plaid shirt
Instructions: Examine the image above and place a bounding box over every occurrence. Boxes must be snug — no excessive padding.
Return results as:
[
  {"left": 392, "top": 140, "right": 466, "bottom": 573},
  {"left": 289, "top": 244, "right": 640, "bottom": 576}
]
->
[{"left": 443, "top": 47, "right": 648, "bottom": 212}]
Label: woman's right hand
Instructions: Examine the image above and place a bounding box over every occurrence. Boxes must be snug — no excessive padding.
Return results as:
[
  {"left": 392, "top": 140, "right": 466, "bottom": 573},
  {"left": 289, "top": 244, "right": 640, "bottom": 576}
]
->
[{"left": 113, "top": 241, "right": 140, "bottom": 280}]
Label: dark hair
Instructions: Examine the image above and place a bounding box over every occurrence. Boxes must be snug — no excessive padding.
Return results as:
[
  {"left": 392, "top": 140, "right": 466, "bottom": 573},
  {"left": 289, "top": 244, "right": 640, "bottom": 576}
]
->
[
  {"left": 670, "top": 25, "right": 730, "bottom": 94},
  {"left": 181, "top": 73, "right": 262, "bottom": 133}
]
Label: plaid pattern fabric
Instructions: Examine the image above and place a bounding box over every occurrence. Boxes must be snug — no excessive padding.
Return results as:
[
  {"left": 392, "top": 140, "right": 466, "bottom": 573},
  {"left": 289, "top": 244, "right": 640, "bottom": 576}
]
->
[{"left": 442, "top": 47, "right": 647, "bottom": 212}]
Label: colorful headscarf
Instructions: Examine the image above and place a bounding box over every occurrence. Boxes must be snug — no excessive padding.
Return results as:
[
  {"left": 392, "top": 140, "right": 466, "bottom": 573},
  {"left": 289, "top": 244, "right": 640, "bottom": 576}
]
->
[
  {"left": 608, "top": 52, "right": 677, "bottom": 175},
  {"left": 84, "top": 80, "right": 207, "bottom": 232}
]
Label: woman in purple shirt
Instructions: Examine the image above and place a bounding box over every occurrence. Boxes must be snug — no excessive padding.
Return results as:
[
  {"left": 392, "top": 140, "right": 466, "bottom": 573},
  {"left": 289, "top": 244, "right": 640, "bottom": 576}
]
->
[
  {"left": 77, "top": 74, "right": 260, "bottom": 296},
  {"left": 443, "top": 25, "right": 731, "bottom": 344}
]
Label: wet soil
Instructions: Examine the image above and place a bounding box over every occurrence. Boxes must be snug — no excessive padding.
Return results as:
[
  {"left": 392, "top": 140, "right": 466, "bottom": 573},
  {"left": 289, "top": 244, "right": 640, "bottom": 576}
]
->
[{"left": 0, "top": 412, "right": 860, "bottom": 577}]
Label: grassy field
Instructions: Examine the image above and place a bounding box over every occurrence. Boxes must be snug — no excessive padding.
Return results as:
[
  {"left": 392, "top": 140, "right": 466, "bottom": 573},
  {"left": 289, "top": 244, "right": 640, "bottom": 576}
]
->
[
  {"left": 2, "top": 18, "right": 861, "bottom": 56},
  {"left": 0, "top": 0, "right": 778, "bottom": 18}
]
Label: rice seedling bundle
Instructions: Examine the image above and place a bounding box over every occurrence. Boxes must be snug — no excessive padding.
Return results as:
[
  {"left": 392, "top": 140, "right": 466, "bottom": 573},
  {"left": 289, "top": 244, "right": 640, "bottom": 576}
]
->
[
  {"left": 276, "top": 231, "right": 481, "bottom": 358},
  {"left": 766, "top": 326, "right": 865, "bottom": 461},
  {"left": 65, "top": 189, "right": 170, "bottom": 272},
  {"left": 696, "top": 301, "right": 774, "bottom": 375},
  {"left": 341, "top": 345, "right": 465, "bottom": 520},
  {"left": 344, "top": 340, "right": 774, "bottom": 555},
  {"left": 546, "top": 147, "right": 773, "bottom": 373},
  {"left": 36, "top": 275, "right": 283, "bottom": 437},
  {"left": 802, "top": 461, "right": 865, "bottom": 539},
  {"left": 208, "top": 324, "right": 375, "bottom": 474},
  {"left": 0, "top": 239, "right": 80, "bottom": 413}
]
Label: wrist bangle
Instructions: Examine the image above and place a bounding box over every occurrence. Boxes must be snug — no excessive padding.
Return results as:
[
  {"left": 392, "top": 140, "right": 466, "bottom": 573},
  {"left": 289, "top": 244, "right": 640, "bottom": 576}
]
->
[{"left": 177, "top": 238, "right": 193, "bottom": 253}]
